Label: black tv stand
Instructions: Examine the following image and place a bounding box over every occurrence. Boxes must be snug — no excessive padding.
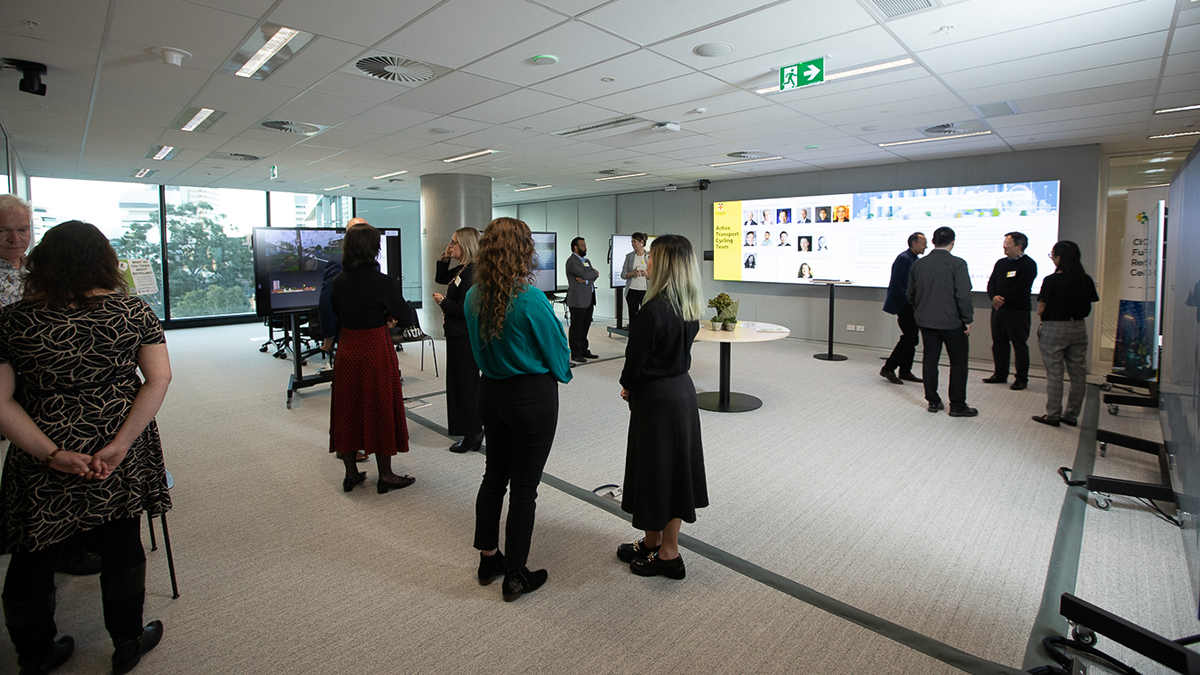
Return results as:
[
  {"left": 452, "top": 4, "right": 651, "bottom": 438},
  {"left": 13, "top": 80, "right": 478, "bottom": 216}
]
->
[{"left": 283, "top": 312, "right": 333, "bottom": 409}]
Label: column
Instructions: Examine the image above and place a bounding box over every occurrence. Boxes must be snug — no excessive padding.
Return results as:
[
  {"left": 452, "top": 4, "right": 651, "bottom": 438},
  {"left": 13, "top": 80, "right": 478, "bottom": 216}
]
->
[{"left": 420, "top": 174, "right": 492, "bottom": 339}]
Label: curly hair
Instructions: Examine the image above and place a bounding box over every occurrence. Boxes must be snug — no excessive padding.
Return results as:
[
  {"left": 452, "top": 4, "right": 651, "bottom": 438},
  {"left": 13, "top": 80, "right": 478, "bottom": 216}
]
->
[
  {"left": 471, "top": 217, "right": 536, "bottom": 344},
  {"left": 24, "top": 220, "right": 127, "bottom": 306}
]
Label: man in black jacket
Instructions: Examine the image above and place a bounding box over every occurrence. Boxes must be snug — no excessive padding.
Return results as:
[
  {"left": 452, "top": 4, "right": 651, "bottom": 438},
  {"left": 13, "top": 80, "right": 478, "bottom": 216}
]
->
[
  {"left": 983, "top": 232, "right": 1037, "bottom": 390},
  {"left": 908, "top": 227, "right": 976, "bottom": 417}
]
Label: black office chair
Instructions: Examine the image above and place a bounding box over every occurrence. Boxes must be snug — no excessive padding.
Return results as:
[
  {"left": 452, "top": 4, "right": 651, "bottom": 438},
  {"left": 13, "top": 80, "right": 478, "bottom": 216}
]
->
[
  {"left": 391, "top": 320, "right": 438, "bottom": 376},
  {"left": 259, "top": 316, "right": 290, "bottom": 357}
]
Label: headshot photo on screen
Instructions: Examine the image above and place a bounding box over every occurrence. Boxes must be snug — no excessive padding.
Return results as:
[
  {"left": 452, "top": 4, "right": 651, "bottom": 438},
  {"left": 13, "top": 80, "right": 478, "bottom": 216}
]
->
[
  {"left": 817, "top": 236, "right": 828, "bottom": 252},
  {"left": 761, "top": 209, "right": 774, "bottom": 225},
  {"left": 834, "top": 205, "right": 850, "bottom": 222},
  {"left": 778, "top": 231, "right": 790, "bottom": 246},
  {"left": 761, "top": 231, "right": 773, "bottom": 247},
  {"left": 777, "top": 208, "right": 791, "bottom": 224},
  {"left": 816, "top": 207, "right": 831, "bottom": 223},
  {"left": 743, "top": 210, "right": 757, "bottom": 226},
  {"left": 744, "top": 254, "right": 757, "bottom": 269},
  {"left": 744, "top": 231, "right": 757, "bottom": 247},
  {"left": 798, "top": 236, "right": 812, "bottom": 251},
  {"left": 798, "top": 208, "right": 811, "bottom": 223},
  {"left": 798, "top": 262, "right": 813, "bottom": 279}
]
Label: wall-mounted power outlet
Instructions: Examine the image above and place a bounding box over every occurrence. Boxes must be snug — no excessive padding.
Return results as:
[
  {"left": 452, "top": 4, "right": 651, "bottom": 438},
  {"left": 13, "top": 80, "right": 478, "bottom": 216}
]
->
[
  {"left": 856, "top": 325, "right": 866, "bottom": 332},
  {"left": 846, "top": 324, "right": 856, "bottom": 331}
]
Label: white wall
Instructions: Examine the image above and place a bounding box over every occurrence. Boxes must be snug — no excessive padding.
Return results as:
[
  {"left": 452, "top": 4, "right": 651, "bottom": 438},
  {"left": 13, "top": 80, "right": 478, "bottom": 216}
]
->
[{"left": 496, "top": 144, "right": 1103, "bottom": 363}]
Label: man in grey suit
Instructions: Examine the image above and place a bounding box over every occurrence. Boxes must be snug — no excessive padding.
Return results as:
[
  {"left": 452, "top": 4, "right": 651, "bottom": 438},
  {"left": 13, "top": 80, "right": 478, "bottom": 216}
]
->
[
  {"left": 907, "top": 226, "right": 977, "bottom": 417},
  {"left": 566, "top": 237, "right": 599, "bottom": 363}
]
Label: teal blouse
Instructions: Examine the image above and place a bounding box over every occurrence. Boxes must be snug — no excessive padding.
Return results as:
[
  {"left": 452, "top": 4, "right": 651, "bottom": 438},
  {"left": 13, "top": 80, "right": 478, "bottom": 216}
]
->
[{"left": 465, "top": 284, "right": 572, "bottom": 384}]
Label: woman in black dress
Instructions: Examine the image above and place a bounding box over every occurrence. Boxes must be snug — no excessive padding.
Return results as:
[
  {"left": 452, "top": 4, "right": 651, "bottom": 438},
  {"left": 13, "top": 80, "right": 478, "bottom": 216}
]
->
[
  {"left": 0, "top": 221, "right": 170, "bottom": 674},
  {"left": 1032, "top": 240, "right": 1098, "bottom": 427},
  {"left": 432, "top": 227, "right": 483, "bottom": 454},
  {"left": 329, "top": 222, "right": 418, "bottom": 493},
  {"left": 616, "top": 234, "right": 707, "bottom": 580}
]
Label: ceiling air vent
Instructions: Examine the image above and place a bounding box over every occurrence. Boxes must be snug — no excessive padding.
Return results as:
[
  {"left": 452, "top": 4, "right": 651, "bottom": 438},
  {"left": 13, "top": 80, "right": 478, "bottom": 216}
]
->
[
  {"left": 974, "top": 101, "right": 1020, "bottom": 119},
  {"left": 552, "top": 115, "right": 643, "bottom": 137},
  {"left": 208, "top": 151, "right": 262, "bottom": 162},
  {"left": 921, "top": 121, "right": 988, "bottom": 137},
  {"left": 339, "top": 52, "right": 451, "bottom": 87},
  {"left": 260, "top": 120, "right": 326, "bottom": 135},
  {"left": 725, "top": 150, "right": 774, "bottom": 160},
  {"left": 870, "top": 0, "right": 934, "bottom": 19}
]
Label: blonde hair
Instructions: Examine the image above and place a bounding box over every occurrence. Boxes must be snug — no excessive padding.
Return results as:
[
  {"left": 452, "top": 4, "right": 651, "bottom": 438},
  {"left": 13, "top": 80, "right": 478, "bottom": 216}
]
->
[
  {"left": 455, "top": 226, "right": 480, "bottom": 265},
  {"left": 645, "top": 234, "right": 704, "bottom": 321}
]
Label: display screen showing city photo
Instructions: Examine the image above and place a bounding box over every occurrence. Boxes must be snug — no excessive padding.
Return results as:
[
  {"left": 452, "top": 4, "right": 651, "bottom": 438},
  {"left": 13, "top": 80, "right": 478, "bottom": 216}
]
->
[
  {"left": 713, "top": 181, "right": 1060, "bottom": 292},
  {"left": 252, "top": 227, "right": 401, "bottom": 316},
  {"left": 531, "top": 231, "right": 557, "bottom": 292}
]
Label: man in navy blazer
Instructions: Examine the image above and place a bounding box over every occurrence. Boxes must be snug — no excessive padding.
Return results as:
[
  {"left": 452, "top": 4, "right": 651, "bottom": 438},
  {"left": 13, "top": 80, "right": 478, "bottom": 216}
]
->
[{"left": 880, "top": 232, "right": 926, "bottom": 385}]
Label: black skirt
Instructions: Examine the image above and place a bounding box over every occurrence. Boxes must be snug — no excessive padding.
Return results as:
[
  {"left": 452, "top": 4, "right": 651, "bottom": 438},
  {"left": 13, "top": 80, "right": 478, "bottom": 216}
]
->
[
  {"left": 445, "top": 334, "right": 482, "bottom": 436},
  {"left": 621, "top": 372, "right": 707, "bottom": 531}
]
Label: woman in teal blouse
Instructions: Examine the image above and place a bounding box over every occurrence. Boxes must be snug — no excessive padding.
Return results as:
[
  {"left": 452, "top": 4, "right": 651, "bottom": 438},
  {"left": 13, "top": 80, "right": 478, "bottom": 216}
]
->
[{"left": 465, "top": 217, "right": 571, "bottom": 602}]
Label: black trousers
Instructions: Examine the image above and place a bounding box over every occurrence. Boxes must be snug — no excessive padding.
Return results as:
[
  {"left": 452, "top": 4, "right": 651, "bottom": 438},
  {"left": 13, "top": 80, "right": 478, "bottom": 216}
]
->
[
  {"left": 990, "top": 309, "right": 1031, "bottom": 382},
  {"left": 568, "top": 304, "right": 593, "bottom": 357},
  {"left": 920, "top": 325, "right": 970, "bottom": 407},
  {"left": 625, "top": 289, "right": 645, "bottom": 325},
  {"left": 444, "top": 334, "right": 482, "bottom": 436},
  {"left": 474, "top": 373, "right": 559, "bottom": 570},
  {"left": 883, "top": 304, "right": 919, "bottom": 373},
  {"left": 3, "top": 517, "right": 145, "bottom": 602}
]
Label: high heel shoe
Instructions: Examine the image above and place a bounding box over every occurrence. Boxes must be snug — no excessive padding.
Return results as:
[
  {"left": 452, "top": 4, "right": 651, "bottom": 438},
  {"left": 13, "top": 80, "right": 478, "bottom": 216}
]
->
[
  {"left": 377, "top": 475, "right": 415, "bottom": 493},
  {"left": 501, "top": 567, "right": 547, "bottom": 602},
  {"left": 478, "top": 551, "right": 505, "bottom": 586},
  {"left": 342, "top": 471, "right": 366, "bottom": 493},
  {"left": 449, "top": 432, "right": 484, "bottom": 454}
]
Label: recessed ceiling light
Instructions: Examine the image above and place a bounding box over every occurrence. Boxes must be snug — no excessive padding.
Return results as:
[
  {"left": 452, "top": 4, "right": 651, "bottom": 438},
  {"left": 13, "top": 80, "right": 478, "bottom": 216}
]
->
[
  {"left": 594, "top": 172, "right": 647, "bottom": 181},
  {"left": 150, "top": 145, "right": 175, "bottom": 160},
  {"left": 601, "top": 77, "right": 615, "bottom": 83},
  {"left": 1154, "top": 104, "right": 1200, "bottom": 114},
  {"left": 430, "top": 127, "right": 455, "bottom": 134},
  {"left": 514, "top": 184, "right": 553, "bottom": 192},
  {"left": 372, "top": 170, "right": 408, "bottom": 179},
  {"left": 693, "top": 42, "right": 734, "bottom": 58},
  {"left": 756, "top": 58, "right": 915, "bottom": 94},
  {"left": 708, "top": 156, "right": 783, "bottom": 167},
  {"left": 878, "top": 130, "right": 992, "bottom": 146},
  {"left": 862, "top": 124, "right": 884, "bottom": 131},
  {"left": 442, "top": 149, "right": 495, "bottom": 162},
  {"left": 1143, "top": 169, "right": 1166, "bottom": 173},
  {"left": 133, "top": 168, "right": 155, "bottom": 178},
  {"left": 237, "top": 27, "right": 300, "bottom": 77},
  {"left": 531, "top": 55, "right": 558, "bottom": 66},
  {"left": 224, "top": 24, "right": 313, "bottom": 80},
  {"left": 1147, "top": 157, "right": 1172, "bottom": 163},
  {"left": 181, "top": 108, "right": 216, "bottom": 131},
  {"left": 1148, "top": 131, "right": 1200, "bottom": 139},
  {"left": 323, "top": 183, "right": 350, "bottom": 191}
]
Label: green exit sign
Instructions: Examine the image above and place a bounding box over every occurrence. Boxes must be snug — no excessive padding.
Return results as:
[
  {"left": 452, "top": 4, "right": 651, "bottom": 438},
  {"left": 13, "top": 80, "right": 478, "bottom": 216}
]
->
[
  {"left": 780, "top": 57, "right": 824, "bottom": 91},
  {"left": 270, "top": 165, "right": 278, "bottom": 180}
]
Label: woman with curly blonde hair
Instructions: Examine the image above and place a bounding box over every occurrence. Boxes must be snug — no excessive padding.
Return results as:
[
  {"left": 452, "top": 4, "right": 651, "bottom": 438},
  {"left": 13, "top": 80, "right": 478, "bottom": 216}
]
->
[{"left": 464, "top": 217, "right": 571, "bottom": 602}]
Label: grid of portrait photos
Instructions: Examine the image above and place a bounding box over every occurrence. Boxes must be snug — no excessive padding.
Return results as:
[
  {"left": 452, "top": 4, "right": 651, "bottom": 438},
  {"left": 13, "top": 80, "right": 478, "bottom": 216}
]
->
[{"left": 740, "top": 201, "right": 850, "bottom": 284}]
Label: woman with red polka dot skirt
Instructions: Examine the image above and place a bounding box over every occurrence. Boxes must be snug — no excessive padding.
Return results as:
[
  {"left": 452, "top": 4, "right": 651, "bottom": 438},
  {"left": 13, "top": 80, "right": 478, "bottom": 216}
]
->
[{"left": 329, "top": 222, "right": 417, "bottom": 494}]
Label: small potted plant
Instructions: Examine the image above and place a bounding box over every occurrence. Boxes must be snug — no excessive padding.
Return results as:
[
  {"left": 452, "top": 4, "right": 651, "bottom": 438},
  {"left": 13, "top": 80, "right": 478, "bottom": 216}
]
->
[{"left": 707, "top": 292, "right": 738, "bottom": 331}]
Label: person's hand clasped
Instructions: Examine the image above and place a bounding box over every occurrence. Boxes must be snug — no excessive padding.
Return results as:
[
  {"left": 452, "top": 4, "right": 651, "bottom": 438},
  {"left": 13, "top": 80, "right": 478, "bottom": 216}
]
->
[
  {"left": 88, "top": 442, "right": 131, "bottom": 480},
  {"left": 991, "top": 295, "right": 1005, "bottom": 310},
  {"left": 432, "top": 292, "right": 444, "bottom": 305},
  {"left": 385, "top": 316, "right": 398, "bottom": 328},
  {"left": 46, "top": 449, "right": 94, "bottom": 478},
  {"left": 620, "top": 388, "right": 630, "bottom": 402}
]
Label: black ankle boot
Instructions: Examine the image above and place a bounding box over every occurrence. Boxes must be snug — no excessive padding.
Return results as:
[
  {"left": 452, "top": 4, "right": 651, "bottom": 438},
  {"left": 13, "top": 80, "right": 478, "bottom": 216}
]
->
[
  {"left": 478, "top": 551, "right": 505, "bottom": 586},
  {"left": 501, "top": 567, "right": 548, "bottom": 602},
  {"left": 101, "top": 561, "right": 162, "bottom": 673},
  {"left": 3, "top": 592, "right": 74, "bottom": 675},
  {"left": 449, "top": 432, "right": 484, "bottom": 454},
  {"left": 111, "top": 621, "right": 163, "bottom": 675}
]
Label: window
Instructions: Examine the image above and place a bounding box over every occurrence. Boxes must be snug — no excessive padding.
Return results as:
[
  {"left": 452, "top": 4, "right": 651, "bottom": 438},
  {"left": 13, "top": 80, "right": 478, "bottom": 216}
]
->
[
  {"left": 354, "top": 199, "right": 421, "bottom": 300},
  {"left": 268, "top": 191, "right": 348, "bottom": 229},
  {"left": 163, "top": 186, "right": 262, "bottom": 319}
]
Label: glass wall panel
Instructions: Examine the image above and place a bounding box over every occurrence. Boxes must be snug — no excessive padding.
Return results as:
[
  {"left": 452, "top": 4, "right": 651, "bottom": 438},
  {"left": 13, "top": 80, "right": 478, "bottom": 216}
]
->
[
  {"left": 354, "top": 199, "right": 421, "bottom": 300},
  {"left": 164, "top": 185, "right": 262, "bottom": 319},
  {"left": 29, "top": 177, "right": 165, "bottom": 318}
]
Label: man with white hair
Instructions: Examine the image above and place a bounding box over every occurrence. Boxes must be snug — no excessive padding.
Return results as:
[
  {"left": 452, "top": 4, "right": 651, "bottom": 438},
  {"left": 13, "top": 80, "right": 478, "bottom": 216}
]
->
[{"left": 0, "top": 194, "right": 33, "bottom": 306}]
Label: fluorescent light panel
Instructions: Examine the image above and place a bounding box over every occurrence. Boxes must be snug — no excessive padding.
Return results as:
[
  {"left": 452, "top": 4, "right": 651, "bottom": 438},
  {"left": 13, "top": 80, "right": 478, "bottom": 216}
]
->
[
  {"left": 372, "top": 170, "right": 408, "bottom": 179},
  {"left": 237, "top": 27, "right": 300, "bottom": 78},
  {"left": 756, "top": 58, "right": 914, "bottom": 94},
  {"left": 134, "top": 168, "right": 153, "bottom": 178},
  {"left": 152, "top": 145, "right": 175, "bottom": 160},
  {"left": 514, "top": 185, "right": 553, "bottom": 192},
  {"left": 1149, "top": 131, "right": 1200, "bottom": 139},
  {"left": 709, "top": 156, "right": 783, "bottom": 167},
  {"left": 594, "top": 173, "right": 647, "bottom": 181},
  {"left": 323, "top": 183, "right": 350, "bottom": 191},
  {"left": 442, "top": 149, "right": 495, "bottom": 163},
  {"left": 181, "top": 108, "right": 215, "bottom": 131},
  {"left": 1154, "top": 104, "right": 1200, "bottom": 114},
  {"left": 878, "top": 131, "right": 992, "bottom": 147}
]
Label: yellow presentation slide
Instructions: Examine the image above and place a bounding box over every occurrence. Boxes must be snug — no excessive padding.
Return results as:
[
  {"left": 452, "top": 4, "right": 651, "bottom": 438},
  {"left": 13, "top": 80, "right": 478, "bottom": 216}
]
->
[{"left": 712, "top": 200, "right": 742, "bottom": 281}]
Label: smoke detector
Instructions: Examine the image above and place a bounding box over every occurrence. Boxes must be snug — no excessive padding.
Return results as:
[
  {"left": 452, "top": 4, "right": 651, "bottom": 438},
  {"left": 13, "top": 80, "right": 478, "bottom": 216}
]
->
[
  {"left": 260, "top": 120, "right": 327, "bottom": 135},
  {"left": 340, "top": 52, "right": 450, "bottom": 87}
]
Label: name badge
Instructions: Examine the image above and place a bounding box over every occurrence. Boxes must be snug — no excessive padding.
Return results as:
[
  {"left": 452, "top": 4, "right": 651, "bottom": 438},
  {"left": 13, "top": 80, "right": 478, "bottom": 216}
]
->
[
  {"left": 454, "top": 276, "right": 462, "bottom": 287},
  {"left": 1006, "top": 270, "right": 1016, "bottom": 278},
  {"left": 584, "top": 261, "right": 591, "bottom": 268}
]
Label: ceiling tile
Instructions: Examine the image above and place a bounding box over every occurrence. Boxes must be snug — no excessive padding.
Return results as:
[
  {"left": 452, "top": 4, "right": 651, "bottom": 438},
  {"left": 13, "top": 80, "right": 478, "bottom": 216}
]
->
[
  {"left": 203, "top": 112, "right": 261, "bottom": 137},
  {"left": 682, "top": 103, "right": 811, "bottom": 134},
  {"left": 581, "top": 0, "right": 776, "bottom": 46},
  {"left": 961, "top": 59, "right": 1162, "bottom": 106},
  {"left": 156, "top": 129, "right": 233, "bottom": 151},
  {"left": 501, "top": 102, "right": 616, "bottom": 132},
  {"left": 336, "top": 105, "right": 440, "bottom": 135},
  {"left": 270, "top": 90, "right": 377, "bottom": 126},
  {"left": 193, "top": 76, "right": 303, "bottom": 117},
  {"left": 587, "top": 73, "right": 737, "bottom": 114},
  {"left": 454, "top": 89, "right": 575, "bottom": 124},
  {"left": 0, "top": 84, "right": 92, "bottom": 119},
  {"left": 892, "top": 0, "right": 1142, "bottom": 52},
  {"left": 0, "top": 34, "right": 102, "bottom": 92},
  {"left": 1015, "top": 80, "right": 1158, "bottom": 113},
  {"left": 268, "top": 0, "right": 442, "bottom": 47},
  {"left": 988, "top": 97, "right": 1152, "bottom": 129},
  {"left": 90, "top": 94, "right": 182, "bottom": 128},
  {"left": 0, "top": 0, "right": 109, "bottom": 51},
  {"left": 531, "top": 49, "right": 692, "bottom": 101},
  {"left": 107, "top": 0, "right": 258, "bottom": 72},
  {"left": 940, "top": 32, "right": 1168, "bottom": 90},
  {"left": 2, "top": 110, "right": 87, "bottom": 138},
  {"left": 1163, "top": 48, "right": 1200, "bottom": 78},
  {"left": 266, "top": 38, "right": 367, "bottom": 90},
  {"left": 813, "top": 95, "right": 972, "bottom": 128},
  {"left": 388, "top": 115, "right": 492, "bottom": 141},
  {"left": 387, "top": 72, "right": 518, "bottom": 115},
  {"left": 462, "top": 21, "right": 638, "bottom": 87},
  {"left": 1170, "top": 23, "right": 1200, "bottom": 55},
  {"left": 784, "top": 75, "right": 952, "bottom": 116},
  {"left": 98, "top": 55, "right": 213, "bottom": 105},
  {"left": 184, "top": 0, "right": 276, "bottom": 19},
  {"left": 311, "top": 72, "right": 410, "bottom": 103},
  {"left": 375, "top": 0, "right": 566, "bottom": 70}
]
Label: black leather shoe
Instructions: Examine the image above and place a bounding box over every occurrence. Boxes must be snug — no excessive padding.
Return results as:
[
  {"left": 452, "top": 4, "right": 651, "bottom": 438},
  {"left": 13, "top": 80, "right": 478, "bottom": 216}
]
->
[
  {"left": 616, "top": 539, "right": 660, "bottom": 563},
  {"left": 879, "top": 368, "right": 903, "bottom": 385},
  {"left": 630, "top": 551, "right": 686, "bottom": 580},
  {"left": 981, "top": 375, "right": 1007, "bottom": 384},
  {"left": 1031, "top": 414, "right": 1060, "bottom": 427},
  {"left": 583, "top": 352, "right": 600, "bottom": 359},
  {"left": 502, "top": 567, "right": 548, "bottom": 602},
  {"left": 342, "top": 471, "right": 366, "bottom": 493},
  {"left": 570, "top": 355, "right": 586, "bottom": 363},
  {"left": 17, "top": 635, "right": 73, "bottom": 675},
  {"left": 1061, "top": 418, "right": 1078, "bottom": 427},
  {"left": 449, "top": 432, "right": 484, "bottom": 454},
  {"left": 478, "top": 551, "right": 505, "bottom": 586},
  {"left": 1010, "top": 380, "right": 1028, "bottom": 390},
  {"left": 948, "top": 406, "right": 979, "bottom": 417},
  {"left": 927, "top": 400, "right": 944, "bottom": 413},
  {"left": 899, "top": 371, "right": 923, "bottom": 383},
  {"left": 377, "top": 475, "right": 415, "bottom": 493},
  {"left": 112, "top": 621, "right": 162, "bottom": 675}
]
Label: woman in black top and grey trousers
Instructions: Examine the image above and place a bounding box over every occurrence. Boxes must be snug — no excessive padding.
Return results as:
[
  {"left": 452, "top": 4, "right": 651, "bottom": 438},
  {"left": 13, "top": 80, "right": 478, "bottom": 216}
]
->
[{"left": 1032, "top": 240, "right": 1098, "bottom": 427}]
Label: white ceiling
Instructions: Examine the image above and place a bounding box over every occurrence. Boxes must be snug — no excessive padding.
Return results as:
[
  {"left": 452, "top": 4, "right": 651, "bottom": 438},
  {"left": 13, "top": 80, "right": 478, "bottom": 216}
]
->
[{"left": 0, "top": 0, "right": 1197, "bottom": 205}]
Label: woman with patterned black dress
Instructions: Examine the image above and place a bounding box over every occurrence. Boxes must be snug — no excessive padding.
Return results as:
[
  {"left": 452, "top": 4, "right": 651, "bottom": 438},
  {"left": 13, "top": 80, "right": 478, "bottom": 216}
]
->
[
  {"left": 0, "top": 221, "right": 171, "bottom": 674},
  {"left": 432, "top": 226, "right": 483, "bottom": 454},
  {"left": 329, "top": 221, "right": 418, "bottom": 494}
]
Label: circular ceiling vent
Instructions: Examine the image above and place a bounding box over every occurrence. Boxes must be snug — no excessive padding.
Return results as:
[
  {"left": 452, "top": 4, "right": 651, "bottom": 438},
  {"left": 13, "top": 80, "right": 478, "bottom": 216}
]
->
[
  {"left": 355, "top": 56, "right": 437, "bottom": 83},
  {"left": 725, "top": 150, "right": 774, "bottom": 160},
  {"left": 922, "top": 121, "right": 987, "bottom": 136},
  {"left": 212, "top": 151, "right": 261, "bottom": 162},
  {"left": 261, "top": 120, "right": 322, "bottom": 135}
]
